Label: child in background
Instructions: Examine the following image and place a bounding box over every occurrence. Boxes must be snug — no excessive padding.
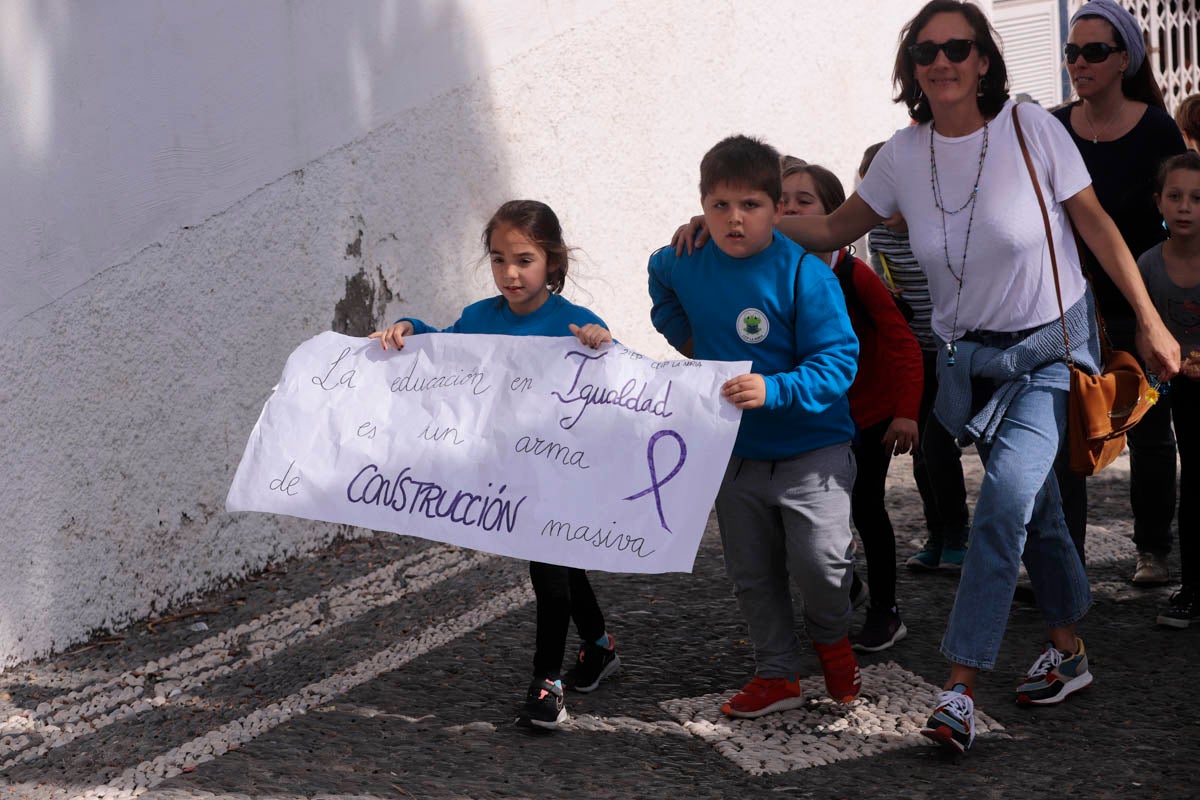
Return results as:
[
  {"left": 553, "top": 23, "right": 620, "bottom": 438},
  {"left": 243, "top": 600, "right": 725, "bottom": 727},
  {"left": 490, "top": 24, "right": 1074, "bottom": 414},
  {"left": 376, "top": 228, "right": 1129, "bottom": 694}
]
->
[
  {"left": 649, "top": 135, "right": 862, "bottom": 718},
  {"left": 1141, "top": 152, "right": 1200, "bottom": 627},
  {"left": 371, "top": 200, "right": 619, "bottom": 729},
  {"left": 780, "top": 158, "right": 923, "bottom": 653},
  {"left": 858, "top": 142, "right": 971, "bottom": 572},
  {"left": 1174, "top": 94, "right": 1200, "bottom": 151}
]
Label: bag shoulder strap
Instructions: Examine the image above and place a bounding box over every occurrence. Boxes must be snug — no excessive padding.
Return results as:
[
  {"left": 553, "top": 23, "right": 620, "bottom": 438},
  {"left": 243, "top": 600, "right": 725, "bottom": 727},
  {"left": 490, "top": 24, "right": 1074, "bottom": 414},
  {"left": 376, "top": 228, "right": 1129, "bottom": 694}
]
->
[
  {"left": 834, "top": 249, "right": 877, "bottom": 330},
  {"left": 1012, "top": 103, "right": 1073, "bottom": 366},
  {"left": 836, "top": 249, "right": 857, "bottom": 300}
]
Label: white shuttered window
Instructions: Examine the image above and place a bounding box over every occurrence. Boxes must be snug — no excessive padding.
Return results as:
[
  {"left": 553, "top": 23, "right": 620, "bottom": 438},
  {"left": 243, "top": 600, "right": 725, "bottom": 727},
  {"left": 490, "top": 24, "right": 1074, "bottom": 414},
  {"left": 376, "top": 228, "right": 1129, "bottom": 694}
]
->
[{"left": 994, "top": 0, "right": 1064, "bottom": 107}]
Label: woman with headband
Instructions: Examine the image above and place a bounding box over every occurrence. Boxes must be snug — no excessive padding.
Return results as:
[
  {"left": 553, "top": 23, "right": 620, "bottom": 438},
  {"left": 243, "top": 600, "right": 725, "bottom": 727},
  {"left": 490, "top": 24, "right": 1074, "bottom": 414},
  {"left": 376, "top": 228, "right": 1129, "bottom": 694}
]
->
[{"left": 1052, "top": 0, "right": 1185, "bottom": 587}]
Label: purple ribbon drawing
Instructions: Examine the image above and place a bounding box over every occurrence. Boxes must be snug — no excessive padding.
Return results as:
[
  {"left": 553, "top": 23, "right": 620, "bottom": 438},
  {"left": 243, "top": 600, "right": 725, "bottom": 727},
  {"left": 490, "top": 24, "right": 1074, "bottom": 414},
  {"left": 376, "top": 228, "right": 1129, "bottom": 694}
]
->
[{"left": 623, "top": 430, "right": 686, "bottom": 532}]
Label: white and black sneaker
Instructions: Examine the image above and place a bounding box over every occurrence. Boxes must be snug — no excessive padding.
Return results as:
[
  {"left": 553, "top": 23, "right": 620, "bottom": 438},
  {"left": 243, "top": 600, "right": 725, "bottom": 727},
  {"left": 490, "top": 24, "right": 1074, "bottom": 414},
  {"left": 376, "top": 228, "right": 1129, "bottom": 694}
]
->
[
  {"left": 521, "top": 677, "right": 567, "bottom": 729},
  {"left": 1158, "top": 586, "right": 1200, "bottom": 628}
]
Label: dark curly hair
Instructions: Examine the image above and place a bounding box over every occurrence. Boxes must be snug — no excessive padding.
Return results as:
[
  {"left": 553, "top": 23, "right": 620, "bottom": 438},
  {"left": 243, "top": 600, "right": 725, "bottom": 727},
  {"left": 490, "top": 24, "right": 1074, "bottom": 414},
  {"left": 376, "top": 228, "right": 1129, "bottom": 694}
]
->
[
  {"left": 892, "top": 0, "right": 1010, "bottom": 123},
  {"left": 481, "top": 200, "right": 570, "bottom": 294}
]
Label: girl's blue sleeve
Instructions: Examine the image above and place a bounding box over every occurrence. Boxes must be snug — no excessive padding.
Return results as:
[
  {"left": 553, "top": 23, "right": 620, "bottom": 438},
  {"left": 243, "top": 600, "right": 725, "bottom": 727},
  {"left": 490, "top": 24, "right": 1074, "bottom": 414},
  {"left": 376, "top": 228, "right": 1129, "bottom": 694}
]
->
[
  {"left": 398, "top": 316, "right": 463, "bottom": 334},
  {"left": 762, "top": 255, "right": 859, "bottom": 412}
]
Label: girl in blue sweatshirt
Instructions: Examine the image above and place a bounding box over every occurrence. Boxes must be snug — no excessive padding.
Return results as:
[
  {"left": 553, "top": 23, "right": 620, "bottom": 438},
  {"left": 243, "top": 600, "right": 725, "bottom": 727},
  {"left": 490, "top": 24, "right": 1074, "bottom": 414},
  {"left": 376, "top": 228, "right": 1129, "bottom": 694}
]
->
[{"left": 371, "top": 200, "right": 618, "bottom": 729}]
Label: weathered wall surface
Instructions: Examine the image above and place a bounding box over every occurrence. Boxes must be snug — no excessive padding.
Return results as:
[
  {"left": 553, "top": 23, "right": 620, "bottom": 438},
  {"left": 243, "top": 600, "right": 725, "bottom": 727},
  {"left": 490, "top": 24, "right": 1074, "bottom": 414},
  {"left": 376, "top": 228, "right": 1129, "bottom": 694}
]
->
[{"left": 0, "top": 0, "right": 947, "bottom": 667}]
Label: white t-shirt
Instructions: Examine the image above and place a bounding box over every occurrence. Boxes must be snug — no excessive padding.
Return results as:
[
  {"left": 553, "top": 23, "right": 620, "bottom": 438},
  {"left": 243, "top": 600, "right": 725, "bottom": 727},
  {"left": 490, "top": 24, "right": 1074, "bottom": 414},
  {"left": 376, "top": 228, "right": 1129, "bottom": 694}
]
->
[{"left": 857, "top": 99, "right": 1091, "bottom": 343}]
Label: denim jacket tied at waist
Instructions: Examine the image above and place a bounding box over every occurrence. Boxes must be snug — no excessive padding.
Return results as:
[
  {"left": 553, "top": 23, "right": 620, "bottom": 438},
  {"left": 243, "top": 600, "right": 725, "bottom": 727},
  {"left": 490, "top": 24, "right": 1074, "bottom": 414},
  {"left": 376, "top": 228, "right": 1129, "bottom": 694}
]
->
[{"left": 933, "top": 291, "right": 1102, "bottom": 446}]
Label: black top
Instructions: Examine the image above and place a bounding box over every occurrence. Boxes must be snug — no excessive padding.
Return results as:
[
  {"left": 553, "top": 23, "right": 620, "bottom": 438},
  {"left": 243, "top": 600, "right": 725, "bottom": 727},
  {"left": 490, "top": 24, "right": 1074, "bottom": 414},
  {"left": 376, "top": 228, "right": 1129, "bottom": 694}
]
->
[{"left": 1052, "top": 102, "right": 1185, "bottom": 321}]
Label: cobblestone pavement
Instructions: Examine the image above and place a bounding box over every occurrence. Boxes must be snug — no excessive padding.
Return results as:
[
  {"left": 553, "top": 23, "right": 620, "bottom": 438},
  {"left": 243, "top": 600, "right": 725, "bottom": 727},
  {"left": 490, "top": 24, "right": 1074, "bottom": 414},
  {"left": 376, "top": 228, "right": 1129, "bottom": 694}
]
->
[{"left": 2, "top": 453, "right": 1197, "bottom": 799}]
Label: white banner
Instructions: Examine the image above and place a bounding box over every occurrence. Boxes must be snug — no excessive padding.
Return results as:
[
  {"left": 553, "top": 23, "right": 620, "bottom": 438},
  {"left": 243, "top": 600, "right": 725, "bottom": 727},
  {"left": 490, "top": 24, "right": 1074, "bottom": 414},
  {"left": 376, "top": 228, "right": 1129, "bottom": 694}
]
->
[{"left": 227, "top": 332, "right": 747, "bottom": 573}]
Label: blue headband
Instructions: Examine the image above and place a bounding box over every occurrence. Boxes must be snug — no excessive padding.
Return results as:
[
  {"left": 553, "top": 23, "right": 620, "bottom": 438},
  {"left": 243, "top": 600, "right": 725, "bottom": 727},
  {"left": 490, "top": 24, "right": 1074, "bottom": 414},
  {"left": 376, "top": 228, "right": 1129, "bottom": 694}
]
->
[{"left": 1071, "top": 0, "right": 1145, "bottom": 74}]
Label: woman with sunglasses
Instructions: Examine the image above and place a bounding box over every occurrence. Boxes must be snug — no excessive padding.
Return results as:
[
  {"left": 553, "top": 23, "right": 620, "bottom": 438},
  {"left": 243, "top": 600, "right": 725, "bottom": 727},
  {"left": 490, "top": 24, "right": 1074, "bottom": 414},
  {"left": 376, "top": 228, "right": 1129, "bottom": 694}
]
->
[
  {"left": 1052, "top": 0, "right": 1186, "bottom": 588},
  {"left": 670, "top": 0, "right": 1179, "bottom": 753}
]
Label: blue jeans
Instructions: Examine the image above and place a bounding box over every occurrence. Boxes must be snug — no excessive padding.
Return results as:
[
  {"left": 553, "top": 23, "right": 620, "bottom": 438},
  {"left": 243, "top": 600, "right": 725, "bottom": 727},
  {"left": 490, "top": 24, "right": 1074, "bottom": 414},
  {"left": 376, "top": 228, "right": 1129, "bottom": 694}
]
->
[
  {"left": 914, "top": 349, "right": 970, "bottom": 549},
  {"left": 940, "top": 377, "right": 1091, "bottom": 670}
]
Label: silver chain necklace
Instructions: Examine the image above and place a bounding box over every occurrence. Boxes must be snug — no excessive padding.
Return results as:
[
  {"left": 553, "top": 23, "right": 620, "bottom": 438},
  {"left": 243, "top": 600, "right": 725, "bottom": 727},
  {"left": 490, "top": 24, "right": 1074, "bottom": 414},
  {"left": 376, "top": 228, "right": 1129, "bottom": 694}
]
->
[{"left": 1082, "top": 101, "right": 1124, "bottom": 144}]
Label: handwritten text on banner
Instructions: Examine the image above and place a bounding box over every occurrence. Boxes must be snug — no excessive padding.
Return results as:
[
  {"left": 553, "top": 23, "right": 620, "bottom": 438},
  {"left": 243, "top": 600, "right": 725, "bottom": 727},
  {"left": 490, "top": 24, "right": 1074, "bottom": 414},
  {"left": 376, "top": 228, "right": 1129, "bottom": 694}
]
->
[{"left": 226, "top": 332, "right": 748, "bottom": 573}]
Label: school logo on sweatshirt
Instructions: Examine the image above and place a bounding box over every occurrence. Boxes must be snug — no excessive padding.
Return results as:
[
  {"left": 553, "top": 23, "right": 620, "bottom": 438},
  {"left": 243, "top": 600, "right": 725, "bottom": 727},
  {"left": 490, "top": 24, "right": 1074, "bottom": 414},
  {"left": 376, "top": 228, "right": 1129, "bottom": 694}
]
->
[{"left": 737, "top": 308, "right": 768, "bottom": 344}]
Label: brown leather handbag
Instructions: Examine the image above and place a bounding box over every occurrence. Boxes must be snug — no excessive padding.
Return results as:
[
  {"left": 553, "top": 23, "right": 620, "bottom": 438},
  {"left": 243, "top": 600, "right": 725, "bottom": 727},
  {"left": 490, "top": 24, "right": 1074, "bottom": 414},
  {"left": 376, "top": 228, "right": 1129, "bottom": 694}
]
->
[{"left": 1013, "top": 104, "right": 1153, "bottom": 475}]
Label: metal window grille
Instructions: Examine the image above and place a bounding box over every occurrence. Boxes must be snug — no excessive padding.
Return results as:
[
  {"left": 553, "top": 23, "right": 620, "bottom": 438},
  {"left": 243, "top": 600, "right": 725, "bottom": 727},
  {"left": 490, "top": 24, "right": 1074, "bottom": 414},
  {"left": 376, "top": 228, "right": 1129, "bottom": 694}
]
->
[{"left": 1067, "top": 0, "right": 1200, "bottom": 113}]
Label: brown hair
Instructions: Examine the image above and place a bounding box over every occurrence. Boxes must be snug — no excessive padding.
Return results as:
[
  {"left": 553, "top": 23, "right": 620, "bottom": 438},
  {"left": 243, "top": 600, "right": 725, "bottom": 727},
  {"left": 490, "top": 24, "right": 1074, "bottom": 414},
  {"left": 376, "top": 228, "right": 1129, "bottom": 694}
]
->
[
  {"left": 481, "top": 200, "right": 570, "bottom": 294},
  {"left": 1073, "top": 14, "right": 1166, "bottom": 110},
  {"left": 858, "top": 142, "right": 886, "bottom": 179},
  {"left": 699, "top": 135, "right": 782, "bottom": 203},
  {"left": 893, "top": 0, "right": 1010, "bottom": 123},
  {"left": 780, "top": 157, "right": 846, "bottom": 213},
  {"left": 1177, "top": 94, "right": 1200, "bottom": 145},
  {"left": 1155, "top": 150, "right": 1200, "bottom": 194}
]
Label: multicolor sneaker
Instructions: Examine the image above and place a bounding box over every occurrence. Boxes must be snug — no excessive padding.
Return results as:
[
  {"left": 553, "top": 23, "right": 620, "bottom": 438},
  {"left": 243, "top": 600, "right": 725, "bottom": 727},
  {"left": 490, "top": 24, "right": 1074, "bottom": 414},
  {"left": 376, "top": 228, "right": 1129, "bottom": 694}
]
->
[
  {"left": 1015, "top": 638, "right": 1093, "bottom": 705},
  {"left": 720, "top": 675, "right": 803, "bottom": 719},
  {"left": 522, "top": 677, "right": 567, "bottom": 729},
  {"left": 850, "top": 571, "right": 870, "bottom": 610},
  {"left": 921, "top": 686, "right": 975, "bottom": 753},
  {"left": 1156, "top": 586, "right": 1199, "bottom": 629},
  {"left": 850, "top": 606, "right": 908, "bottom": 653},
  {"left": 563, "top": 635, "right": 620, "bottom": 693},
  {"left": 813, "top": 637, "right": 862, "bottom": 702}
]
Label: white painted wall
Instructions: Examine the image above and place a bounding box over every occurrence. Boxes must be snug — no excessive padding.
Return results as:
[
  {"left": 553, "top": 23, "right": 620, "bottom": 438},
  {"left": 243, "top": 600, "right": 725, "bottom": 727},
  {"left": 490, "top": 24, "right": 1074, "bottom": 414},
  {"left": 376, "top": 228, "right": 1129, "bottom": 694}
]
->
[{"left": 0, "top": 0, "right": 941, "bottom": 667}]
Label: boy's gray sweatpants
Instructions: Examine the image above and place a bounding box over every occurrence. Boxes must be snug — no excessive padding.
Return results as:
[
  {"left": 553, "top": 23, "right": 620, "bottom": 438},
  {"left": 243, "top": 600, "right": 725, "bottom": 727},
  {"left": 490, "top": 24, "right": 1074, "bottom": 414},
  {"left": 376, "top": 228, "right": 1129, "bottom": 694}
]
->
[{"left": 714, "top": 442, "right": 856, "bottom": 679}]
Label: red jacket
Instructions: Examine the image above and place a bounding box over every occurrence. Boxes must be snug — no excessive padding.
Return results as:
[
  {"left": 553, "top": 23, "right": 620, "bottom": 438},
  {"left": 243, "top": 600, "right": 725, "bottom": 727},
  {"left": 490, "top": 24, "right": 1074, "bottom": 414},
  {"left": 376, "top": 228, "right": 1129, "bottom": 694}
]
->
[{"left": 833, "top": 250, "right": 923, "bottom": 430}]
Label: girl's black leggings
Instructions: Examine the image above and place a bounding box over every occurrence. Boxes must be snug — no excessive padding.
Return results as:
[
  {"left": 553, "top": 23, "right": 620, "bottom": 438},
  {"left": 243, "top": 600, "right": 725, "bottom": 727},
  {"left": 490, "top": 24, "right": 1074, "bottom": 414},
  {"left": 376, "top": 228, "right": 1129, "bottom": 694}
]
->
[
  {"left": 528, "top": 561, "right": 606, "bottom": 679},
  {"left": 852, "top": 417, "right": 898, "bottom": 611}
]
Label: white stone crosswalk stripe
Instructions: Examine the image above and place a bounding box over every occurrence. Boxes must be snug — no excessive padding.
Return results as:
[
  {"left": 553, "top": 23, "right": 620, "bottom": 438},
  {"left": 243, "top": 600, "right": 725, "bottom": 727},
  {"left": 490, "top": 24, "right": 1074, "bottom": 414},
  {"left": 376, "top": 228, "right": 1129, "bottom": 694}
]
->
[
  {"left": 0, "top": 545, "right": 493, "bottom": 769},
  {"left": 69, "top": 583, "right": 534, "bottom": 799}
]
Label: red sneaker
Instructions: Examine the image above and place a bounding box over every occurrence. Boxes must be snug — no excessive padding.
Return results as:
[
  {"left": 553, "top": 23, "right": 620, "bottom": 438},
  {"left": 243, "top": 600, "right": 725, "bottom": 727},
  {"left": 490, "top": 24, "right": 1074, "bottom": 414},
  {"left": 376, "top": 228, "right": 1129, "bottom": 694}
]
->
[
  {"left": 813, "top": 637, "right": 862, "bottom": 702},
  {"left": 720, "top": 675, "right": 803, "bottom": 719}
]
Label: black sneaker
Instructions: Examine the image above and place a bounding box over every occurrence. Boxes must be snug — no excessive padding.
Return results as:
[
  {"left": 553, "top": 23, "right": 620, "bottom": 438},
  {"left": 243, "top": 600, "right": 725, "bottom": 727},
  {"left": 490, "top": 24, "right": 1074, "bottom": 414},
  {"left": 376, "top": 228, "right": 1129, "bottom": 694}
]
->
[
  {"left": 1157, "top": 586, "right": 1199, "bottom": 629},
  {"left": 563, "top": 636, "right": 620, "bottom": 693},
  {"left": 850, "top": 606, "right": 908, "bottom": 653},
  {"left": 522, "top": 677, "right": 567, "bottom": 729}
]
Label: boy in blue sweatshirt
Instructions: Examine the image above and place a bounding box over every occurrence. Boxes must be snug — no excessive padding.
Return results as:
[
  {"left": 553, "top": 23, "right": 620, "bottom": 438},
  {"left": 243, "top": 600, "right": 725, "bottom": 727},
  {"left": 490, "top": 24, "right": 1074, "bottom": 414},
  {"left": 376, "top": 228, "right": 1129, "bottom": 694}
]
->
[{"left": 649, "top": 135, "right": 861, "bottom": 718}]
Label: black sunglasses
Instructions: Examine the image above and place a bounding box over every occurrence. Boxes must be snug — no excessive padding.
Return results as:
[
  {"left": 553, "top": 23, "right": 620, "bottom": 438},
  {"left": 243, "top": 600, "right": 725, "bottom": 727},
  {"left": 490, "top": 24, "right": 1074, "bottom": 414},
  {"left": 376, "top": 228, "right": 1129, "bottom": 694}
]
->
[
  {"left": 1064, "top": 42, "right": 1125, "bottom": 64},
  {"left": 908, "top": 39, "right": 976, "bottom": 66}
]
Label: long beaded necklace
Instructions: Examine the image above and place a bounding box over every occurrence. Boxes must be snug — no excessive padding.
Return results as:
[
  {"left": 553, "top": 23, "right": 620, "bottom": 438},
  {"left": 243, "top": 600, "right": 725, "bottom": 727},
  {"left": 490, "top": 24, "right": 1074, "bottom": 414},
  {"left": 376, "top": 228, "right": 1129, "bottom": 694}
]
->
[{"left": 929, "top": 119, "right": 989, "bottom": 366}]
